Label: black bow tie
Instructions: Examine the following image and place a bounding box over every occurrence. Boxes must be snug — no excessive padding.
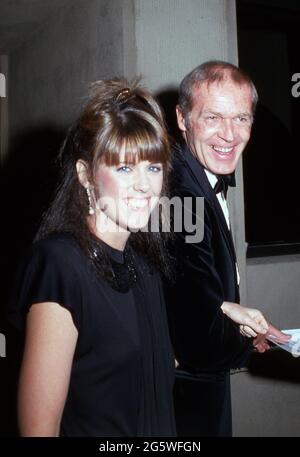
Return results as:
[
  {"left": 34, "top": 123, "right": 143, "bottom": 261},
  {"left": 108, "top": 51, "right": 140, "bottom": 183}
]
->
[{"left": 213, "top": 173, "right": 236, "bottom": 198}]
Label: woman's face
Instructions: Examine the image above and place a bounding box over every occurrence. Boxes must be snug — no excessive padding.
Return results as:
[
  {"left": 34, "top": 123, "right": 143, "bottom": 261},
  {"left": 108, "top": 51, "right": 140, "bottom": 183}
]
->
[{"left": 94, "top": 151, "right": 164, "bottom": 233}]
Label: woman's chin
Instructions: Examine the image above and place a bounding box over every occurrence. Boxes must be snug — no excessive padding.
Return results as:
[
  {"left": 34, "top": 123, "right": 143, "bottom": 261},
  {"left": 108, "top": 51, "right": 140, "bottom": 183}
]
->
[{"left": 126, "top": 216, "right": 150, "bottom": 232}]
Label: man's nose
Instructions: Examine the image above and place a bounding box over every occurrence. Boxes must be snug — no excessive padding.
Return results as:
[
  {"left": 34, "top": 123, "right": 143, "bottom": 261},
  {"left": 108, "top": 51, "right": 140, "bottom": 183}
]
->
[
  {"left": 133, "top": 170, "right": 150, "bottom": 192},
  {"left": 218, "top": 118, "right": 234, "bottom": 142}
]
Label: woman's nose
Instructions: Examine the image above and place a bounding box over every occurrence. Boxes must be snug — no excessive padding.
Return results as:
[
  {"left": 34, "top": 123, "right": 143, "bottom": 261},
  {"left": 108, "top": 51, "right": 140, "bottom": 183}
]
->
[{"left": 133, "top": 170, "right": 150, "bottom": 192}]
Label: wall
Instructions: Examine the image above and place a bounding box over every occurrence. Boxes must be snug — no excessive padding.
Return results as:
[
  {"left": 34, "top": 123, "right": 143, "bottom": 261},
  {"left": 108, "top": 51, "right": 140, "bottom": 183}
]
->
[
  {"left": 232, "top": 255, "right": 300, "bottom": 436},
  {"left": 133, "top": 0, "right": 237, "bottom": 91},
  {"left": 9, "top": 0, "right": 126, "bottom": 138}
]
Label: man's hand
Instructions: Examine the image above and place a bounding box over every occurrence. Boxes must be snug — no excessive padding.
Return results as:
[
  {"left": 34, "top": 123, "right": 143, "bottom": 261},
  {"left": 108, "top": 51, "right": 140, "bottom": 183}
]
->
[
  {"left": 221, "top": 302, "right": 291, "bottom": 353},
  {"left": 253, "top": 323, "right": 291, "bottom": 353},
  {"left": 221, "top": 301, "right": 269, "bottom": 336}
]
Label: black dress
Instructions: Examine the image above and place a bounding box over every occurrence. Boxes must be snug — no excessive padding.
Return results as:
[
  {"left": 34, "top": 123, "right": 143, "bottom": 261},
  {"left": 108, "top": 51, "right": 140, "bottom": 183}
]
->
[{"left": 10, "top": 233, "right": 176, "bottom": 437}]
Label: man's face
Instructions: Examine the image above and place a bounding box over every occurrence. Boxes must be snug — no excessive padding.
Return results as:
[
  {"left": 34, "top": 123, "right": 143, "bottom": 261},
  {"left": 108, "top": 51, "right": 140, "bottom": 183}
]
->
[{"left": 177, "top": 79, "right": 253, "bottom": 175}]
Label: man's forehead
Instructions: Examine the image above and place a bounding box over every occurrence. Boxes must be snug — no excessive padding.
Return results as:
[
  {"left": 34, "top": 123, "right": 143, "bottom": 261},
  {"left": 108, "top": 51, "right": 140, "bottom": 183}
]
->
[
  {"left": 194, "top": 78, "right": 250, "bottom": 95},
  {"left": 192, "top": 80, "right": 252, "bottom": 110}
]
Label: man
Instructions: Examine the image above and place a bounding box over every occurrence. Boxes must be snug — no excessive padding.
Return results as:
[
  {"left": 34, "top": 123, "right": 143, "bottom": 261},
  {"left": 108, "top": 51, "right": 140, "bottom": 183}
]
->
[{"left": 167, "top": 61, "right": 289, "bottom": 436}]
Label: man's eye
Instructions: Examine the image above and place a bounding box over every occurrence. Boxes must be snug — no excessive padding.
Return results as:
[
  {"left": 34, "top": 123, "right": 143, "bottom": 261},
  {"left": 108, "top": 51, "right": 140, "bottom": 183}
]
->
[
  {"left": 236, "top": 116, "right": 251, "bottom": 124},
  {"left": 205, "top": 115, "right": 219, "bottom": 121}
]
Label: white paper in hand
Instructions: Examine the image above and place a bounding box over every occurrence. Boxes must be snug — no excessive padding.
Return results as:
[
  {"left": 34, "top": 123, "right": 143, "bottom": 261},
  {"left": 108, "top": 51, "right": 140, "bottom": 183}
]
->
[{"left": 267, "top": 329, "right": 300, "bottom": 357}]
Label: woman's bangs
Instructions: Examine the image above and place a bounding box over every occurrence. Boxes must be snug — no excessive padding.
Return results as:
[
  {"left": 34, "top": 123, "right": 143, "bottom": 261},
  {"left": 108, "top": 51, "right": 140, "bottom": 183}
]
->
[{"left": 102, "top": 128, "right": 170, "bottom": 166}]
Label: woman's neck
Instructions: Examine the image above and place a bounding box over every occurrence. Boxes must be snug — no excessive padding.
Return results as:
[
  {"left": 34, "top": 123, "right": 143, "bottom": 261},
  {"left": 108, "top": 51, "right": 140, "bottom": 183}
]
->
[
  {"left": 96, "top": 230, "right": 130, "bottom": 251},
  {"left": 88, "top": 212, "right": 130, "bottom": 251}
]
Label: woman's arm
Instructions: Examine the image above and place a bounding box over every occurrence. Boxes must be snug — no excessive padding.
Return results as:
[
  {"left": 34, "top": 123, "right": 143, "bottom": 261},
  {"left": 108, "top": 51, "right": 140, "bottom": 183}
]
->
[{"left": 18, "top": 302, "right": 78, "bottom": 436}]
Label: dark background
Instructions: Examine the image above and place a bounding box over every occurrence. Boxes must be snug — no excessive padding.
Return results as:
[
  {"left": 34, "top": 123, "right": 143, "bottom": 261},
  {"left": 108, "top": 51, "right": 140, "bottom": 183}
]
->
[{"left": 237, "top": 0, "right": 300, "bottom": 256}]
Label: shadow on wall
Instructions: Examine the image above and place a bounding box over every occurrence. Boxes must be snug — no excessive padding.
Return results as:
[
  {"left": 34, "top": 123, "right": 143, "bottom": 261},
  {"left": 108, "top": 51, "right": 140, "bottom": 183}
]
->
[
  {"left": 0, "top": 125, "right": 65, "bottom": 436},
  {"left": 156, "top": 88, "right": 182, "bottom": 146}
]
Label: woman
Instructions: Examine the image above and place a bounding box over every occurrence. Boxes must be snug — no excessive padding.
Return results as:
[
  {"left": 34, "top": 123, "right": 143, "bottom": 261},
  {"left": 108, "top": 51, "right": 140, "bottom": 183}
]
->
[{"left": 11, "top": 79, "right": 176, "bottom": 436}]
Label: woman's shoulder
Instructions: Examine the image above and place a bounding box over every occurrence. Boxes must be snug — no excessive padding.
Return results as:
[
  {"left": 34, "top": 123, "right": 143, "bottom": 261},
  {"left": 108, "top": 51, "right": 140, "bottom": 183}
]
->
[
  {"left": 20, "top": 233, "right": 89, "bottom": 282},
  {"left": 31, "top": 233, "right": 82, "bottom": 264},
  {"left": 10, "top": 233, "right": 85, "bottom": 332}
]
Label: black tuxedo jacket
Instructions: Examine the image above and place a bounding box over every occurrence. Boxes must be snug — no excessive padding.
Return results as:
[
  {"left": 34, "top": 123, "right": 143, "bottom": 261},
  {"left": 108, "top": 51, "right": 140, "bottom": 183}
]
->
[{"left": 167, "top": 145, "right": 252, "bottom": 436}]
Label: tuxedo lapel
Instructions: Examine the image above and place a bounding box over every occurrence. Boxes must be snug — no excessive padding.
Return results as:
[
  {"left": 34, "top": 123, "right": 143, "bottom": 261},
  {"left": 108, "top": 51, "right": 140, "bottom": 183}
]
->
[{"left": 181, "top": 145, "right": 237, "bottom": 265}]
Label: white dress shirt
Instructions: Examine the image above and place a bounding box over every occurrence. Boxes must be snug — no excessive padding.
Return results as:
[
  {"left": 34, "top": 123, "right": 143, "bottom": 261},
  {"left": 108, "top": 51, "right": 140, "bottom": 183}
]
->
[{"left": 204, "top": 169, "right": 240, "bottom": 285}]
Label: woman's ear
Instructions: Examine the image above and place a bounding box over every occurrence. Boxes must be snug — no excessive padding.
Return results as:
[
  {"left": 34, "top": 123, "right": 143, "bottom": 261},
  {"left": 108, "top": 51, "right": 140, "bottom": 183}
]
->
[{"left": 76, "top": 160, "right": 89, "bottom": 188}]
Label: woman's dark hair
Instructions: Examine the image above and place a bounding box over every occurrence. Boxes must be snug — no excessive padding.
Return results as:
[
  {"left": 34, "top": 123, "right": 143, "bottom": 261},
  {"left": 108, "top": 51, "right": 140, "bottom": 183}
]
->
[{"left": 36, "top": 78, "right": 173, "bottom": 281}]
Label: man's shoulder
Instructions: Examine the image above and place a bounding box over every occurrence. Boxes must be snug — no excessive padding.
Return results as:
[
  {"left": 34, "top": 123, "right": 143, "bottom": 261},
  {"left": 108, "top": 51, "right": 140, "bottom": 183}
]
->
[
  {"left": 172, "top": 143, "right": 191, "bottom": 165},
  {"left": 171, "top": 144, "right": 206, "bottom": 197}
]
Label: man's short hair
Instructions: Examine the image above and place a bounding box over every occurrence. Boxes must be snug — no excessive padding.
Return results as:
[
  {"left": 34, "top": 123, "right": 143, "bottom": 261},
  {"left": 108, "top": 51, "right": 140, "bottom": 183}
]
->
[{"left": 178, "top": 60, "right": 258, "bottom": 118}]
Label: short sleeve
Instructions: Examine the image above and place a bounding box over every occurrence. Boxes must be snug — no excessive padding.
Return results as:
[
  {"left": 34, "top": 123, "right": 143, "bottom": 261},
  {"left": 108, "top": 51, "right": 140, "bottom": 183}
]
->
[{"left": 9, "top": 237, "right": 83, "bottom": 332}]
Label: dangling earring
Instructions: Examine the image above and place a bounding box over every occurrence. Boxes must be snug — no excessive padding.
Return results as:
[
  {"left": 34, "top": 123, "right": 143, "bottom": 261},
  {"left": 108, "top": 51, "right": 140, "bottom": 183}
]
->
[{"left": 86, "top": 186, "right": 94, "bottom": 215}]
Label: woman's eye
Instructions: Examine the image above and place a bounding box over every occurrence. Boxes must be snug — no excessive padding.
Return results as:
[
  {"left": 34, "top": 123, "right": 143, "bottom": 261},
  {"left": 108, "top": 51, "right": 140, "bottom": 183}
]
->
[
  {"left": 149, "top": 164, "right": 162, "bottom": 173},
  {"left": 117, "top": 165, "right": 132, "bottom": 173}
]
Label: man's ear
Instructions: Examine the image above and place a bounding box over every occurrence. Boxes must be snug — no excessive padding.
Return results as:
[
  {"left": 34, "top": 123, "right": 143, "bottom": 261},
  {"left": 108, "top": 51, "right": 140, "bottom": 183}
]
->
[
  {"left": 76, "top": 160, "right": 89, "bottom": 188},
  {"left": 176, "top": 105, "right": 187, "bottom": 132}
]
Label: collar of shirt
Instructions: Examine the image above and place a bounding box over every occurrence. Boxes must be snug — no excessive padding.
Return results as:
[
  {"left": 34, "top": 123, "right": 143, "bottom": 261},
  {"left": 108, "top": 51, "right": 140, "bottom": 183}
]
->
[
  {"left": 204, "top": 168, "right": 218, "bottom": 191},
  {"left": 204, "top": 168, "right": 230, "bottom": 229}
]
